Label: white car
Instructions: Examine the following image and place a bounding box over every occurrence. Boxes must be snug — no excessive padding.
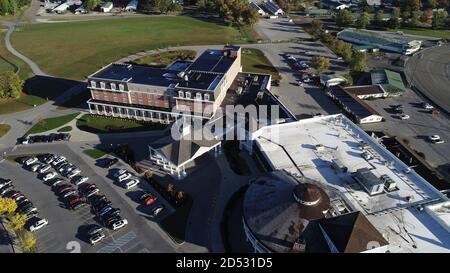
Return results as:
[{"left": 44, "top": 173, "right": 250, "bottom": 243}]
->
[
  {"left": 113, "top": 169, "right": 127, "bottom": 178},
  {"left": 297, "top": 81, "right": 304, "bottom": 87},
  {"left": 25, "top": 157, "right": 38, "bottom": 166},
  {"left": 400, "top": 114, "right": 410, "bottom": 120},
  {"left": 152, "top": 205, "right": 164, "bottom": 217},
  {"left": 423, "top": 103, "right": 434, "bottom": 110},
  {"left": 73, "top": 176, "right": 89, "bottom": 186},
  {"left": 303, "top": 77, "right": 313, "bottom": 83},
  {"left": 38, "top": 164, "right": 51, "bottom": 174},
  {"left": 51, "top": 156, "right": 66, "bottom": 166},
  {"left": 111, "top": 219, "right": 128, "bottom": 231},
  {"left": 67, "top": 169, "right": 81, "bottom": 178},
  {"left": 30, "top": 163, "right": 44, "bottom": 172},
  {"left": 117, "top": 173, "right": 131, "bottom": 183},
  {"left": 43, "top": 172, "right": 57, "bottom": 182},
  {"left": 123, "top": 179, "right": 139, "bottom": 190},
  {"left": 89, "top": 232, "right": 105, "bottom": 245},
  {"left": 429, "top": 135, "right": 444, "bottom": 144},
  {"left": 29, "top": 218, "right": 48, "bottom": 232}
]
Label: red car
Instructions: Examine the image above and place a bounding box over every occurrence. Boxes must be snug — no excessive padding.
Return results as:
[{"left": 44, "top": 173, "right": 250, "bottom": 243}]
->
[
  {"left": 139, "top": 192, "right": 158, "bottom": 206},
  {"left": 67, "top": 196, "right": 82, "bottom": 206}
]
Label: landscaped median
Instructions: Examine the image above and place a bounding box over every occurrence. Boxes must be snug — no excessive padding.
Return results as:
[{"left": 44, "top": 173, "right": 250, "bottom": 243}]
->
[
  {"left": 0, "top": 124, "right": 11, "bottom": 138},
  {"left": 241, "top": 48, "right": 281, "bottom": 81},
  {"left": 26, "top": 112, "right": 80, "bottom": 135},
  {"left": 82, "top": 148, "right": 107, "bottom": 159},
  {"left": 76, "top": 114, "right": 168, "bottom": 134}
]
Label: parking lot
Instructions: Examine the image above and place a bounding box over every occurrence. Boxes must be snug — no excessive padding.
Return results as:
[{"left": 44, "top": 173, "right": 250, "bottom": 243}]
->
[
  {"left": 1, "top": 143, "right": 177, "bottom": 253},
  {"left": 362, "top": 89, "right": 450, "bottom": 179}
]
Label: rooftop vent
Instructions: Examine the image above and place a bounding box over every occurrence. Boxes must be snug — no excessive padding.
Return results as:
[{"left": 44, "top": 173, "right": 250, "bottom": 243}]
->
[{"left": 315, "top": 144, "right": 325, "bottom": 151}]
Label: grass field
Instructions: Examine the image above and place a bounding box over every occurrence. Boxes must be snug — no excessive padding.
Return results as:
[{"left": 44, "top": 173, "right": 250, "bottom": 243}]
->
[
  {"left": 83, "top": 148, "right": 107, "bottom": 159},
  {"left": 0, "top": 124, "right": 11, "bottom": 138},
  {"left": 26, "top": 112, "right": 80, "bottom": 135},
  {"left": 12, "top": 16, "right": 259, "bottom": 80},
  {"left": 132, "top": 50, "right": 197, "bottom": 67},
  {"left": 57, "top": 126, "right": 72, "bottom": 132},
  {"left": 76, "top": 114, "right": 168, "bottom": 134},
  {"left": 391, "top": 28, "right": 450, "bottom": 39},
  {"left": 241, "top": 48, "right": 281, "bottom": 80}
]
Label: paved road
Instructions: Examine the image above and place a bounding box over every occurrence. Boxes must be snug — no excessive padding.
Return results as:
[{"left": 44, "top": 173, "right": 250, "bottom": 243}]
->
[{"left": 404, "top": 44, "right": 450, "bottom": 113}]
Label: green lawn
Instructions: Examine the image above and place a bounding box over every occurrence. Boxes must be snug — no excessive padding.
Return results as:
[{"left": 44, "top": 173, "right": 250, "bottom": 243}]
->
[
  {"left": 0, "top": 124, "right": 11, "bottom": 138},
  {"left": 83, "top": 148, "right": 107, "bottom": 159},
  {"left": 392, "top": 28, "right": 450, "bottom": 39},
  {"left": 241, "top": 48, "right": 281, "bottom": 80},
  {"left": 12, "top": 16, "right": 258, "bottom": 80},
  {"left": 76, "top": 114, "right": 168, "bottom": 134},
  {"left": 160, "top": 195, "right": 193, "bottom": 244},
  {"left": 26, "top": 112, "right": 80, "bottom": 135},
  {"left": 57, "top": 126, "right": 72, "bottom": 132},
  {"left": 132, "top": 50, "right": 197, "bottom": 67}
]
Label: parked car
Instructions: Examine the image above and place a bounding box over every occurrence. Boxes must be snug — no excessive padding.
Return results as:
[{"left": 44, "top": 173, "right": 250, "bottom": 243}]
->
[
  {"left": 38, "top": 164, "right": 51, "bottom": 174},
  {"left": 51, "top": 156, "right": 66, "bottom": 166},
  {"left": 67, "top": 169, "right": 81, "bottom": 178},
  {"left": 71, "top": 201, "right": 87, "bottom": 210},
  {"left": 42, "top": 172, "right": 57, "bottom": 182},
  {"left": 110, "top": 219, "right": 128, "bottom": 231},
  {"left": 123, "top": 178, "right": 139, "bottom": 189},
  {"left": 62, "top": 189, "right": 78, "bottom": 199},
  {"left": 113, "top": 169, "right": 127, "bottom": 178},
  {"left": 429, "top": 135, "right": 444, "bottom": 144},
  {"left": 0, "top": 184, "right": 14, "bottom": 196},
  {"left": 0, "top": 178, "right": 12, "bottom": 189},
  {"left": 422, "top": 102, "right": 434, "bottom": 110},
  {"left": 29, "top": 218, "right": 48, "bottom": 232},
  {"left": 73, "top": 176, "right": 89, "bottom": 186},
  {"left": 139, "top": 192, "right": 158, "bottom": 206},
  {"left": 87, "top": 225, "right": 103, "bottom": 236},
  {"left": 400, "top": 114, "right": 410, "bottom": 120},
  {"left": 89, "top": 231, "right": 105, "bottom": 245},
  {"left": 51, "top": 179, "right": 64, "bottom": 188},
  {"left": 151, "top": 205, "right": 165, "bottom": 217},
  {"left": 24, "top": 157, "right": 38, "bottom": 166},
  {"left": 117, "top": 173, "right": 131, "bottom": 183},
  {"left": 102, "top": 158, "right": 119, "bottom": 168}
]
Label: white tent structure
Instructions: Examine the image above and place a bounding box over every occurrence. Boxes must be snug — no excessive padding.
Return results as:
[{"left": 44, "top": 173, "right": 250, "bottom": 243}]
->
[
  {"left": 100, "top": 2, "right": 113, "bottom": 12},
  {"left": 52, "top": 2, "right": 69, "bottom": 14},
  {"left": 125, "top": 0, "right": 138, "bottom": 11}
]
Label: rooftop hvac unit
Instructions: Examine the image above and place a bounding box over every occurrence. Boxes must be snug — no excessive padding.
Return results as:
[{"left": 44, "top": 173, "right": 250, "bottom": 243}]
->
[
  {"left": 177, "top": 71, "right": 185, "bottom": 78},
  {"left": 256, "top": 91, "right": 264, "bottom": 100},
  {"left": 237, "top": 86, "right": 243, "bottom": 95},
  {"left": 331, "top": 158, "right": 348, "bottom": 173}
]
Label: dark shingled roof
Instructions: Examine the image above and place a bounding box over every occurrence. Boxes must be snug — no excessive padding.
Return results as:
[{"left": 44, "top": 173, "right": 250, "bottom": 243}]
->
[{"left": 315, "top": 211, "right": 388, "bottom": 253}]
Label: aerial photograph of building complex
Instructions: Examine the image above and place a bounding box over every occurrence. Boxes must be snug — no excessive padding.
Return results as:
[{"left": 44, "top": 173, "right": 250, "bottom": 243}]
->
[{"left": 0, "top": 0, "right": 449, "bottom": 263}]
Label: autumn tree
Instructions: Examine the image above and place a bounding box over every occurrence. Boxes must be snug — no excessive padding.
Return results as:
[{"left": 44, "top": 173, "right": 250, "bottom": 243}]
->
[
  {"left": 421, "top": 9, "right": 433, "bottom": 24},
  {"left": 18, "top": 230, "right": 36, "bottom": 253},
  {"left": 7, "top": 213, "right": 27, "bottom": 232},
  {"left": 0, "top": 198, "right": 17, "bottom": 215},
  {"left": 0, "top": 71, "right": 24, "bottom": 99}
]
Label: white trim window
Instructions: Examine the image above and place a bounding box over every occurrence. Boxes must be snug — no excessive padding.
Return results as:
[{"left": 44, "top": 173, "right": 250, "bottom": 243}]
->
[
  {"left": 100, "top": 82, "right": 106, "bottom": 89},
  {"left": 204, "top": 93, "right": 210, "bottom": 101},
  {"left": 196, "top": 92, "right": 202, "bottom": 100},
  {"left": 119, "top": 84, "right": 125, "bottom": 91},
  {"left": 90, "top": 81, "right": 97, "bottom": 88},
  {"left": 111, "top": 83, "right": 116, "bottom": 91},
  {"left": 178, "top": 91, "right": 184, "bottom": 98},
  {"left": 185, "top": 92, "right": 191, "bottom": 99}
]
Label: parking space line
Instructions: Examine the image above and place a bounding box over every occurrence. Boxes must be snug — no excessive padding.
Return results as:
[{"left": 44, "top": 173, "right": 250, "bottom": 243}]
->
[{"left": 96, "top": 231, "right": 137, "bottom": 253}]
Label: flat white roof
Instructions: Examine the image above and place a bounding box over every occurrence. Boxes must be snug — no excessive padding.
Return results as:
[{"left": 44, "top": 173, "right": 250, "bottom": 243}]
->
[{"left": 253, "top": 114, "right": 450, "bottom": 252}]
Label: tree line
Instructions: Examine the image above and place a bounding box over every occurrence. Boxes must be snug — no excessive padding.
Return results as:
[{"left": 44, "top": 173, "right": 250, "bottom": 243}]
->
[
  {"left": 0, "top": 0, "right": 31, "bottom": 16},
  {"left": 196, "top": 0, "right": 259, "bottom": 26}
]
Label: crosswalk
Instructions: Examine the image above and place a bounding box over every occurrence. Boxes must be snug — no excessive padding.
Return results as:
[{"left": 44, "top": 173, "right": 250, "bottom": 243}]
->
[{"left": 96, "top": 231, "right": 137, "bottom": 253}]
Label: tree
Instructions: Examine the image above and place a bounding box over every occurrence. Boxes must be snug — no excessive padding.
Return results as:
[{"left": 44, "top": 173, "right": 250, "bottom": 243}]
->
[
  {"left": 167, "top": 183, "right": 174, "bottom": 195},
  {"left": 356, "top": 12, "right": 370, "bottom": 29},
  {"left": 421, "top": 9, "right": 433, "bottom": 24},
  {"left": 438, "top": 0, "right": 449, "bottom": 8},
  {"left": 342, "top": 73, "right": 354, "bottom": 86},
  {"left": 18, "top": 230, "right": 36, "bottom": 253},
  {"left": 84, "top": 0, "right": 100, "bottom": 11},
  {"left": 433, "top": 10, "right": 448, "bottom": 28},
  {"left": 350, "top": 52, "right": 368, "bottom": 73},
  {"left": 401, "top": 10, "right": 411, "bottom": 25},
  {"left": 310, "top": 19, "right": 323, "bottom": 37},
  {"left": 359, "top": 0, "right": 373, "bottom": 12},
  {"left": 0, "top": 71, "right": 23, "bottom": 99},
  {"left": 388, "top": 7, "right": 401, "bottom": 29},
  {"left": 311, "top": 56, "right": 330, "bottom": 75},
  {"left": 176, "top": 191, "right": 185, "bottom": 200},
  {"left": 425, "top": 0, "right": 438, "bottom": 8},
  {"left": 374, "top": 10, "right": 385, "bottom": 27},
  {"left": 336, "top": 9, "right": 353, "bottom": 27},
  {"left": 7, "top": 214, "right": 27, "bottom": 232},
  {"left": 0, "top": 198, "right": 17, "bottom": 215},
  {"left": 411, "top": 0, "right": 421, "bottom": 11},
  {"left": 218, "top": 0, "right": 259, "bottom": 26},
  {"left": 411, "top": 11, "right": 420, "bottom": 26}
]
